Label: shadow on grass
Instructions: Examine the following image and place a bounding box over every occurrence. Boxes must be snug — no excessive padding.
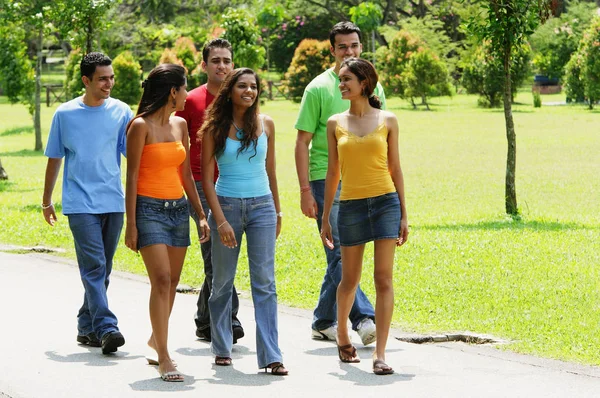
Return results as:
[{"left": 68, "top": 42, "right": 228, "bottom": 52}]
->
[
  {"left": 420, "top": 220, "right": 598, "bottom": 231},
  {"left": 0, "top": 180, "right": 15, "bottom": 192},
  {"left": 0, "top": 149, "right": 45, "bottom": 157},
  {"left": 0, "top": 126, "right": 34, "bottom": 136}
]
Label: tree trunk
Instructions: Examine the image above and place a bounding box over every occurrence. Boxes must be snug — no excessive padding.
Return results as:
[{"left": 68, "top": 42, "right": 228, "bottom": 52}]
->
[
  {"left": 34, "top": 28, "right": 43, "bottom": 152},
  {"left": 0, "top": 158, "right": 8, "bottom": 180},
  {"left": 86, "top": 16, "right": 93, "bottom": 53},
  {"left": 503, "top": 45, "right": 518, "bottom": 215}
]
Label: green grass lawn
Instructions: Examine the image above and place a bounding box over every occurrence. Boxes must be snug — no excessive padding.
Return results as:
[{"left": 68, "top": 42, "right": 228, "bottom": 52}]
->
[{"left": 1, "top": 92, "right": 599, "bottom": 365}]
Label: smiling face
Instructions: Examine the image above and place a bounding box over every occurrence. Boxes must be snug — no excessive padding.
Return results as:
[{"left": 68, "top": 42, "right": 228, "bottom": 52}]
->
[
  {"left": 83, "top": 65, "right": 114, "bottom": 102},
  {"left": 338, "top": 66, "right": 365, "bottom": 100},
  {"left": 330, "top": 32, "right": 362, "bottom": 68},
  {"left": 202, "top": 47, "right": 234, "bottom": 86},
  {"left": 230, "top": 73, "right": 258, "bottom": 109}
]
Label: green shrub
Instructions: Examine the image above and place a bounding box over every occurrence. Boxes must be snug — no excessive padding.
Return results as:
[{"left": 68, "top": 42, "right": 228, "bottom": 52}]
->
[
  {"left": 564, "top": 50, "right": 585, "bottom": 103},
  {"left": 533, "top": 90, "right": 542, "bottom": 108},
  {"left": 65, "top": 49, "right": 85, "bottom": 100},
  {"left": 111, "top": 51, "right": 142, "bottom": 105},
  {"left": 376, "top": 29, "right": 423, "bottom": 97},
  {"left": 401, "top": 48, "right": 452, "bottom": 109},
  {"left": 174, "top": 37, "right": 202, "bottom": 89},
  {"left": 283, "top": 39, "right": 331, "bottom": 102},
  {"left": 461, "top": 41, "right": 531, "bottom": 108}
]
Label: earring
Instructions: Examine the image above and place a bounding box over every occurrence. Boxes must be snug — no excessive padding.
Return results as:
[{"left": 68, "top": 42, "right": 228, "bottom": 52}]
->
[{"left": 172, "top": 99, "right": 176, "bottom": 107}]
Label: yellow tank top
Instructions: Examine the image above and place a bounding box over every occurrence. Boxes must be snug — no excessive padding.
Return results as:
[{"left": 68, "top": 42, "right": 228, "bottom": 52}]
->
[
  {"left": 336, "top": 121, "right": 396, "bottom": 200},
  {"left": 137, "top": 141, "right": 185, "bottom": 199}
]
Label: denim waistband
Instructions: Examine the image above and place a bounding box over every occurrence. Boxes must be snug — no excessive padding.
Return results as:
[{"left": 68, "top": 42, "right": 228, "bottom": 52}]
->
[
  {"left": 137, "top": 195, "right": 187, "bottom": 209},
  {"left": 217, "top": 194, "right": 273, "bottom": 205}
]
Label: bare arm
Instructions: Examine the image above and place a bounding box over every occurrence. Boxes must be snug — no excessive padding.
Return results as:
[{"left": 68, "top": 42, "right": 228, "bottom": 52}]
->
[
  {"left": 386, "top": 112, "right": 409, "bottom": 246},
  {"left": 176, "top": 118, "right": 209, "bottom": 243},
  {"left": 295, "top": 130, "right": 318, "bottom": 219},
  {"left": 264, "top": 116, "right": 282, "bottom": 238},
  {"left": 124, "top": 118, "right": 147, "bottom": 252},
  {"left": 42, "top": 158, "right": 62, "bottom": 226},
  {"left": 320, "top": 117, "right": 341, "bottom": 249}
]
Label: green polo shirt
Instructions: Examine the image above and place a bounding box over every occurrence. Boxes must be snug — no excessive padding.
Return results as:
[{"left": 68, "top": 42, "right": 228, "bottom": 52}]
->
[{"left": 294, "top": 68, "right": 386, "bottom": 181}]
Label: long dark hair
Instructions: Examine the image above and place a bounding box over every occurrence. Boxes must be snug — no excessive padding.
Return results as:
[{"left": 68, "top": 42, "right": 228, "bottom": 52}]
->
[
  {"left": 127, "top": 63, "right": 186, "bottom": 131},
  {"left": 200, "top": 68, "right": 261, "bottom": 159},
  {"left": 340, "top": 58, "right": 382, "bottom": 109}
]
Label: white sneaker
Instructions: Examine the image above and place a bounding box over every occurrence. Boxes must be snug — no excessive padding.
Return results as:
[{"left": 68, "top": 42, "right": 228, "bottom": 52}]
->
[
  {"left": 311, "top": 324, "right": 338, "bottom": 341},
  {"left": 357, "top": 318, "right": 376, "bottom": 345}
]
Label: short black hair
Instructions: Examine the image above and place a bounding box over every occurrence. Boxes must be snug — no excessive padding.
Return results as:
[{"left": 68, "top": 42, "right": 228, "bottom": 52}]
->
[
  {"left": 80, "top": 52, "right": 112, "bottom": 79},
  {"left": 202, "top": 38, "right": 233, "bottom": 63},
  {"left": 329, "top": 22, "right": 362, "bottom": 47}
]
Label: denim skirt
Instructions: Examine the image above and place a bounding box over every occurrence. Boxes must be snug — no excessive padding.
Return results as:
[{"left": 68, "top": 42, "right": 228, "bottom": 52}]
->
[
  {"left": 338, "top": 192, "right": 401, "bottom": 247},
  {"left": 136, "top": 195, "right": 190, "bottom": 250}
]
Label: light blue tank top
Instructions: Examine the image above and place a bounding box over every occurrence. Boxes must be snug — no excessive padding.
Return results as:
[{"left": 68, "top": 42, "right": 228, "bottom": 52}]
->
[{"left": 215, "top": 120, "right": 270, "bottom": 198}]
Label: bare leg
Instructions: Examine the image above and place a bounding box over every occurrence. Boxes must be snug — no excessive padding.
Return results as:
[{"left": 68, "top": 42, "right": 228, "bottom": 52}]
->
[
  {"left": 372, "top": 239, "right": 396, "bottom": 362},
  {"left": 140, "top": 244, "right": 187, "bottom": 378},
  {"left": 336, "top": 244, "right": 365, "bottom": 360}
]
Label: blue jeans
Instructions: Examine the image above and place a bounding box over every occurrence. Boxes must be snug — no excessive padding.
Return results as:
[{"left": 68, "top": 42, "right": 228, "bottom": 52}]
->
[
  {"left": 310, "top": 180, "right": 375, "bottom": 331},
  {"left": 208, "top": 194, "right": 282, "bottom": 368},
  {"left": 67, "top": 212, "right": 123, "bottom": 339},
  {"left": 189, "top": 182, "right": 241, "bottom": 331}
]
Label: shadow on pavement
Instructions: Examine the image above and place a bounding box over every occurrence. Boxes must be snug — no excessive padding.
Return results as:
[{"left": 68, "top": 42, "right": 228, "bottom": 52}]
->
[{"left": 45, "top": 350, "right": 143, "bottom": 367}]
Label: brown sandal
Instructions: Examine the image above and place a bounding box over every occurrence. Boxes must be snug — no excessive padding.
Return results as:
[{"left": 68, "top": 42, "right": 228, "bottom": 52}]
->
[
  {"left": 215, "top": 356, "right": 232, "bottom": 366},
  {"left": 337, "top": 343, "right": 360, "bottom": 363},
  {"left": 263, "top": 362, "right": 289, "bottom": 376},
  {"left": 373, "top": 359, "right": 394, "bottom": 375}
]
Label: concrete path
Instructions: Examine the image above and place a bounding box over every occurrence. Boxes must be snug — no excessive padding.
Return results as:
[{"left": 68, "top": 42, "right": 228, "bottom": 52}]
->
[{"left": 0, "top": 251, "right": 599, "bottom": 398}]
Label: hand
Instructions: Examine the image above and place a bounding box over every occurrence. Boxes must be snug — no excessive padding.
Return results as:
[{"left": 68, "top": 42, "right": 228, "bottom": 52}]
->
[
  {"left": 320, "top": 221, "right": 334, "bottom": 249},
  {"left": 125, "top": 224, "right": 138, "bottom": 252},
  {"left": 397, "top": 219, "right": 409, "bottom": 247},
  {"left": 218, "top": 220, "right": 237, "bottom": 248},
  {"left": 300, "top": 191, "right": 318, "bottom": 219},
  {"left": 43, "top": 205, "right": 57, "bottom": 226},
  {"left": 198, "top": 218, "right": 210, "bottom": 243},
  {"left": 276, "top": 216, "right": 282, "bottom": 239}
]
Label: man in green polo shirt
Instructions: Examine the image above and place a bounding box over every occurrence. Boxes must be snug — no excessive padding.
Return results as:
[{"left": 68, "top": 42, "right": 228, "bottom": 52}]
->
[{"left": 294, "top": 22, "right": 386, "bottom": 345}]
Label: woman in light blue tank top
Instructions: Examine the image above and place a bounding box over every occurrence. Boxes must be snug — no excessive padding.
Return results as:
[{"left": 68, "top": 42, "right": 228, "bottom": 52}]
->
[{"left": 199, "top": 68, "right": 288, "bottom": 375}]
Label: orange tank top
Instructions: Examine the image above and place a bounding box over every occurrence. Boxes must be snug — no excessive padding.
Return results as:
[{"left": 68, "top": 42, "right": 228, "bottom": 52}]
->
[{"left": 137, "top": 141, "right": 186, "bottom": 199}]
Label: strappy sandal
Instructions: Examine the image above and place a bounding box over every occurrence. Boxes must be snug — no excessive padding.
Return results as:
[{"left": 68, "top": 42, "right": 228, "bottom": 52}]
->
[
  {"left": 337, "top": 343, "right": 360, "bottom": 363},
  {"left": 215, "top": 356, "right": 232, "bottom": 366},
  {"left": 160, "top": 370, "right": 184, "bottom": 382},
  {"left": 373, "top": 359, "right": 394, "bottom": 375},
  {"left": 263, "top": 362, "right": 289, "bottom": 376},
  {"left": 146, "top": 358, "right": 177, "bottom": 367}
]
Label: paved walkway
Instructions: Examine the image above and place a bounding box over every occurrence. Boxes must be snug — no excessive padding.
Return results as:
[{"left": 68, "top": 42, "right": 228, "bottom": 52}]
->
[{"left": 0, "top": 251, "right": 599, "bottom": 397}]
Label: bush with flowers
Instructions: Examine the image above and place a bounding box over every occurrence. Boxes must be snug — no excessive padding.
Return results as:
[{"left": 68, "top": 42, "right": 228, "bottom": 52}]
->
[{"left": 283, "top": 39, "right": 332, "bottom": 102}]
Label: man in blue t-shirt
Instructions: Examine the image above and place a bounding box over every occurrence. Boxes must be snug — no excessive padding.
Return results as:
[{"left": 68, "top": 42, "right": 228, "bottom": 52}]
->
[{"left": 42, "top": 52, "right": 133, "bottom": 355}]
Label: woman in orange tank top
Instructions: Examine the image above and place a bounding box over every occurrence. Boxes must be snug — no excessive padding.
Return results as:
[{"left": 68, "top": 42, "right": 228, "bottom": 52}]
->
[
  {"left": 320, "top": 58, "right": 409, "bottom": 375},
  {"left": 124, "top": 64, "right": 209, "bottom": 382}
]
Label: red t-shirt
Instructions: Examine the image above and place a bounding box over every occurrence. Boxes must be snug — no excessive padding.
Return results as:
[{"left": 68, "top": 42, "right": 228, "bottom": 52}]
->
[{"left": 175, "top": 84, "right": 217, "bottom": 182}]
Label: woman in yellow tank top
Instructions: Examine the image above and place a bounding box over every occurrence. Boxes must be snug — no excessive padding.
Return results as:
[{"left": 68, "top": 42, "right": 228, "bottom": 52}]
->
[
  {"left": 124, "top": 64, "right": 209, "bottom": 382},
  {"left": 320, "top": 58, "right": 409, "bottom": 375}
]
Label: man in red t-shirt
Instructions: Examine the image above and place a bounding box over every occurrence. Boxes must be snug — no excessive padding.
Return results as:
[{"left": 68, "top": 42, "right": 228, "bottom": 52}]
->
[{"left": 175, "top": 38, "right": 243, "bottom": 343}]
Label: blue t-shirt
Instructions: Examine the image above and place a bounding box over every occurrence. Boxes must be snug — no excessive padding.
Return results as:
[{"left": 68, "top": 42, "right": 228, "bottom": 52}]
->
[
  {"left": 45, "top": 97, "right": 133, "bottom": 214},
  {"left": 215, "top": 132, "right": 270, "bottom": 198}
]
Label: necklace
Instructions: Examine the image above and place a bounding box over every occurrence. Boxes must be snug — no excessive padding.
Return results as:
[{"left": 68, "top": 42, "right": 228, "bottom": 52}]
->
[{"left": 232, "top": 121, "right": 244, "bottom": 140}]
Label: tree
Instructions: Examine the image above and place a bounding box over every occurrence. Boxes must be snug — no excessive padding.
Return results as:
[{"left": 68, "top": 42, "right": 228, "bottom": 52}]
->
[
  {"left": 465, "top": 0, "right": 551, "bottom": 216},
  {"left": 110, "top": 51, "right": 142, "bottom": 105},
  {"left": 0, "top": 0, "right": 118, "bottom": 151},
  {"left": 349, "top": 2, "right": 383, "bottom": 61},
  {"left": 221, "top": 7, "right": 266, "bottom": 71},
  {"left": 377, "top": 29, "right": 423, "bottom": 97},
  {"left": 402, "top": 48, "right": 453, "bottom": 109}
]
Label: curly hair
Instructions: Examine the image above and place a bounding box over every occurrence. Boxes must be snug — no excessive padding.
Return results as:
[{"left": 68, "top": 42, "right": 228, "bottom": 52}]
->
[
  {"left": 199, "top": 68, "right": 261, "bottom": 160},
  {"left": 80, "top": 52, "right": 112, "bottom": 79}
]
